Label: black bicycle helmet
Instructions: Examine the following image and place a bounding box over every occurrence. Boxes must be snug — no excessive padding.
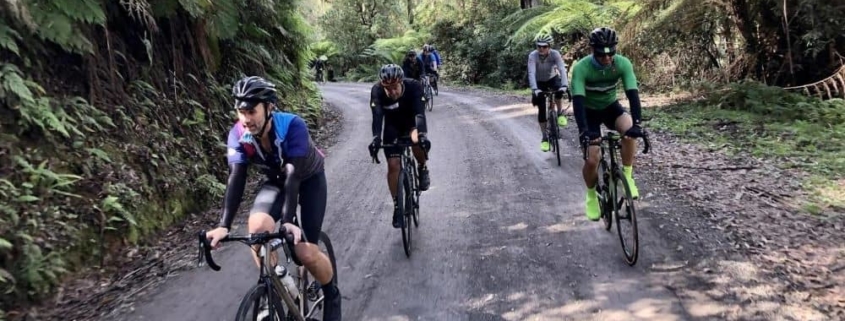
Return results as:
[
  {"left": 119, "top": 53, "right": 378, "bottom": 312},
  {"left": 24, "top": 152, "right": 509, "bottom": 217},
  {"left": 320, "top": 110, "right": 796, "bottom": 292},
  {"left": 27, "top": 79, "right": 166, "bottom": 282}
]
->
[
  {"left": 589, "top": 27, "right": 618, "bottom": 48},
  {"left": 232, "top": 76, "right": 277, "bottom": 109},
  {"left": 535, "top": 35, "right": 553, "bottom": 46},
  {"left": 407, "top": 49, "right": 417, "bottom": 56},
  {"left": 378, "top": 64, "right": 404, "bottom": 82}
]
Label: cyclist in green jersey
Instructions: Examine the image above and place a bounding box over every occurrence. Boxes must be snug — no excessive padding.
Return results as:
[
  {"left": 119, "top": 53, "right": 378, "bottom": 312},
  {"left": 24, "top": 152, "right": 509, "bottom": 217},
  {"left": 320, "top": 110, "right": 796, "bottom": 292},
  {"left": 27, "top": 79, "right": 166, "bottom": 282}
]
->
[{"left": 571, "top": 27, "right": 647, "bottom": 221}]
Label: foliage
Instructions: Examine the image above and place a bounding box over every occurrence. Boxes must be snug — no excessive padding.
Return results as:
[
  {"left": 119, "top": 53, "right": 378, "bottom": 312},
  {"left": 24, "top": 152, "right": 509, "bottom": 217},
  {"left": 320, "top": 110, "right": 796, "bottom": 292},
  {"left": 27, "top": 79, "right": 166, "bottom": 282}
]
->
[{"left": 0, "top": 0, "right": 320, "bottom": 318}]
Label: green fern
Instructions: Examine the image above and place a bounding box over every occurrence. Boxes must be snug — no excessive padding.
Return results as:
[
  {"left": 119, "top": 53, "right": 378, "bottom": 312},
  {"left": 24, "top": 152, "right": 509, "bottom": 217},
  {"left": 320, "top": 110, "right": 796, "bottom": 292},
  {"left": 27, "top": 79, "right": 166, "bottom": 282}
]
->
[
  {"left": 207, "top": 0, "right": 240, "bottom": 40},
  {"left": 0, "top": 25, "right": 21, "bottom": 56}
]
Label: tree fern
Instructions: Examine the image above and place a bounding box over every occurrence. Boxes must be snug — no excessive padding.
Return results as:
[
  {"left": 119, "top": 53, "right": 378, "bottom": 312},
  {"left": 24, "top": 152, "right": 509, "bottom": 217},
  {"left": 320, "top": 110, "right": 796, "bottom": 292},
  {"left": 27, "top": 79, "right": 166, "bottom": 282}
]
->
[{"left": 207, "top": 0, "right": 239, "bottom": 40}]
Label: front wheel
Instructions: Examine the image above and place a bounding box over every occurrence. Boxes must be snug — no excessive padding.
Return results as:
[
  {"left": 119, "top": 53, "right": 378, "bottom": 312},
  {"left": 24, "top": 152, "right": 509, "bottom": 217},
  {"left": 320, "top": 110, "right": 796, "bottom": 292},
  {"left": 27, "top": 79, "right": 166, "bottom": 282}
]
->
[
  {"left": 613, "top": 167, "right": 639, "bottom": 266},
  {"left": 234, "top": 282, "right": 287, "bottom": 321},
  {"left": 397, "top": 169, "right": 412, "bottom": 257}
]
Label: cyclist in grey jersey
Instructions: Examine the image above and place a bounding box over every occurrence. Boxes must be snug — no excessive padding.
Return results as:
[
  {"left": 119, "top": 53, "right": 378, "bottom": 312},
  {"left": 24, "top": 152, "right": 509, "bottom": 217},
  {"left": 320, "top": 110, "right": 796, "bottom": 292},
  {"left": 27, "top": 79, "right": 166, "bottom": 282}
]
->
[{"left": 527, "top": 35, "right": 569, "bottom": 152}]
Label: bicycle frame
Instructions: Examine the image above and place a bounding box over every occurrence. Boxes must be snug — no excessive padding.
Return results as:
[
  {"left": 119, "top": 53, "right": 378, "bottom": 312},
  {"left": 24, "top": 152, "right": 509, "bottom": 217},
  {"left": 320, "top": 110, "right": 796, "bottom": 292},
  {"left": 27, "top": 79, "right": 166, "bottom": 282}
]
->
[{"left": 198, "top": 229, "right": 309, "bottom": 321}]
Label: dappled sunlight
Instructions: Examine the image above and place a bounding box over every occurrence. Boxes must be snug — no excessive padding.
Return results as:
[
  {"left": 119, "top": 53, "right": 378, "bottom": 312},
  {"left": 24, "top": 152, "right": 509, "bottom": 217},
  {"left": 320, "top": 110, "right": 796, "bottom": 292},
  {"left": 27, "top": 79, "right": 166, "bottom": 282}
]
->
[
  {"left": 505, "top": 222, "right": 528, "bottom": 231},
  {"left": 489, "top": 104, "right": 530, "bottom": 113},
  {"left": 544, "top": 221, "right": 591, "bottom": 233},
  {"left": 489, "top": 108, "right": 537, "bottom": 121}
]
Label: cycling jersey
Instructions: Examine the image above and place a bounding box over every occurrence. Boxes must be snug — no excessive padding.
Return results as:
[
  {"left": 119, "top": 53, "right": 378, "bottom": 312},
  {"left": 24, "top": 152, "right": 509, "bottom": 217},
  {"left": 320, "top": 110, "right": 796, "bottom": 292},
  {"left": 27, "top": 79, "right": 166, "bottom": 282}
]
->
[
  {"left": 431, "top": 49, "right": 442, "bottom": 66},
  {"left": 421, "top": 52, "right": 437, "bottom": 75},
  {"left": 370, "top": 79, "right": 428, "bottom": 138},
  {"left": 402, "top": 56, "right": 424, "bottom": 80},
  {"left": 570, "top": 54, "right": 638, "bottom": 110},
  {"left": 527, "top": 49, "right": 569, "bottom": 91},
  {"left": 219, "top": 112, "right": 325, "bottom": 228}
]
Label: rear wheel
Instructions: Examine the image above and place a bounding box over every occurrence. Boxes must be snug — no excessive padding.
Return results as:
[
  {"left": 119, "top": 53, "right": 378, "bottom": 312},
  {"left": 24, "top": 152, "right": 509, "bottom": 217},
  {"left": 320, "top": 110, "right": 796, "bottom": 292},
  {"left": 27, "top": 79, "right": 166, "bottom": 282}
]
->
[
  {"left": 297, "top": 232, "right": 338, "bottom": 320},
  {"left": 597, "top": 160, "right": 612, "bottom": 231}
]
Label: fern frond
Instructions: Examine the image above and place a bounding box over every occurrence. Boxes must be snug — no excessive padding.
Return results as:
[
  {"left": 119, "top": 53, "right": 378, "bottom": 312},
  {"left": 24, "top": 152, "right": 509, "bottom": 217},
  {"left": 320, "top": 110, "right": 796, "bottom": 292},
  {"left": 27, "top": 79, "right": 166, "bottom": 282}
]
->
[{"left": 0, "top": 24, "right": 21, "bottom": 56}]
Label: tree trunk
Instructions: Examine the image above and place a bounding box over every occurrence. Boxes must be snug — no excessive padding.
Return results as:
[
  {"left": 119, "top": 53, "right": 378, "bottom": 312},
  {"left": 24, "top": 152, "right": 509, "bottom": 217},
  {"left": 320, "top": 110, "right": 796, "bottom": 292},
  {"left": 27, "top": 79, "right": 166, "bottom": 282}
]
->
[
  {"left": 521, "top": 0, "right": 543, "bottom": 9},
  {"left": 407, "top": 0, "right": 414, "bottom": 24}
]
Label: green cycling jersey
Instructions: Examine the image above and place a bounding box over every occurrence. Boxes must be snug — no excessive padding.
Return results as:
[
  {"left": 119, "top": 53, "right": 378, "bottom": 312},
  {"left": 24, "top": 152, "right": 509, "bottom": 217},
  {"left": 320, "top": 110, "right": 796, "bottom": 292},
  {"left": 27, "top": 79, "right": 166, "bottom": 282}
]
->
[{"left": 570, "top": 54, "right": 638, "bottom": 110}]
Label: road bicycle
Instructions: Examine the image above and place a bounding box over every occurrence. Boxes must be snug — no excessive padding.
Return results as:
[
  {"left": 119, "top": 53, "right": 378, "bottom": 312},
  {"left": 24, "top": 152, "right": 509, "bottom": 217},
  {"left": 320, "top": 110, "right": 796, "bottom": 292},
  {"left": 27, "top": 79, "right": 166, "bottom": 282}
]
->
[
  {"left": 198, "top": 167, "right": 337, "bottom": 320},
  {"left": 372, "top": 136, "right": 428, "bottom": 257},
  {"left": 540, "top": 89, "right": 571, "bottom": 166},
  {"left": 421, "top": 74, "right": 434, "bottom": 112},
  {"left": 582, "top": 129, "right": 651, "bottom": 266}
]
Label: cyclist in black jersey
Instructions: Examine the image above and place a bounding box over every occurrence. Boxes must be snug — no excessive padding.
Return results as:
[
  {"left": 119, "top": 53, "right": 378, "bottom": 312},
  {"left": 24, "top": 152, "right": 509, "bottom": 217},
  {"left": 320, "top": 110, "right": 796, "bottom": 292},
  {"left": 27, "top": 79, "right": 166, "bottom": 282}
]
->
[
  {"left": 204, "top": 76, "right": 341, "bottom": 321},
  {"left": 368, "top": 64, "right": 431, "bottom": 229}
]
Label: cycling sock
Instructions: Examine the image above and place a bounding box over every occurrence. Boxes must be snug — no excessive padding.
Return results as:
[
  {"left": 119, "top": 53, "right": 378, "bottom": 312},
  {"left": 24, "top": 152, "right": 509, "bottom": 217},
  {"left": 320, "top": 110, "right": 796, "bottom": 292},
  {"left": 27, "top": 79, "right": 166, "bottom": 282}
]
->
[
  {"left": 587, "top": 186, "right": 597, "bottom": 197},
  {"left": 623, "top": 165, "right": 633, "bottom": 179}
]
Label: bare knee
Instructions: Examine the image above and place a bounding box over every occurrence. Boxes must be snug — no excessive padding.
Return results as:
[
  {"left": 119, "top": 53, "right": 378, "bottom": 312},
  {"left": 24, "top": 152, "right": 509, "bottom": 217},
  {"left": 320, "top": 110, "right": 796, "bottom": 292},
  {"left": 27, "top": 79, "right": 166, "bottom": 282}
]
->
[
  {"left": 584, "top": 147, "right": 601, "bottom": 169},
  {"left": 248, "top": 213, "right": 275, "bottom": 233},
  {"left": 294, "top": 243, "right": 320, "bottom": 266}
]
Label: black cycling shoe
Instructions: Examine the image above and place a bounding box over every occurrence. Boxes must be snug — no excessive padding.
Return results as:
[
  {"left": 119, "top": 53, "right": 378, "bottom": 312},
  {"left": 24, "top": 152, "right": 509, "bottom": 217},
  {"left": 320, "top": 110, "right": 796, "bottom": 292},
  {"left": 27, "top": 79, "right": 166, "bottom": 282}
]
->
[
  {"left": 321, "top": 283, "right": 342, "bottom": 321},
  {"left": 418, "top": 165, "right": 430, "bottom": 191},
  {"left": 392, "top": 199, "right": 404, "bottom": 228}
]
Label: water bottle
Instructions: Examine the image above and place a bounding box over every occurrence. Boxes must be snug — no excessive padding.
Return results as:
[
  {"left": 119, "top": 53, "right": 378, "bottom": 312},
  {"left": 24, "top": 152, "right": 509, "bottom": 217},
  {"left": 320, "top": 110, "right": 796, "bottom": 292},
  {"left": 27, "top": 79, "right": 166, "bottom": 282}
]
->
[{"left": 275, "top": 265, "right": 299, "bottom": 299}]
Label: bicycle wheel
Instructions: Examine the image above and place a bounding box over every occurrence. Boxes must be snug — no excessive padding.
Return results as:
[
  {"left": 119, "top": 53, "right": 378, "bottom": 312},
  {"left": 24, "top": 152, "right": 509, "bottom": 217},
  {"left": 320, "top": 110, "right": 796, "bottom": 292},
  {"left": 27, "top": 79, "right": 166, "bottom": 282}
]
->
[
  {"left": 411, "top": 161, "right": 420, "bottom": 227},
  {"left": 397, "top": 168, "right": 412, "bottom": 257},
  {"left": 612, "top": 167, "right": 639, "bottom": 266},
  {"left": 234, "top": 282, "right": 287, "bottom": 321},
  {"left": 548, "top": 109, "right": 561, "bottom": 166},
  {"left": 597, "top": 159, "right": 612, "bottom": 231},
  {"left": 298, "top": 232, "right": 338, "bottom": 320},
  {"left": 426, "top": 85, "right": 434, "bottom": 112}
]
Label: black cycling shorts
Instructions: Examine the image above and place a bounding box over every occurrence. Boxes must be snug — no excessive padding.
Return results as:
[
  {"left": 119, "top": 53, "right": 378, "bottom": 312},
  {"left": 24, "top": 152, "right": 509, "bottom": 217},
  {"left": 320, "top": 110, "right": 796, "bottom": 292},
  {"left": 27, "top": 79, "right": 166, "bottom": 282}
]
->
[
  {"left": 382, "top": 121, "right": 414, "bottom": 158},
  {"left": 585, "top": 101, "right": 627, "bottom": 133},
  {"left": 249, "top": 171, "right": 327, "bottom": 266}
]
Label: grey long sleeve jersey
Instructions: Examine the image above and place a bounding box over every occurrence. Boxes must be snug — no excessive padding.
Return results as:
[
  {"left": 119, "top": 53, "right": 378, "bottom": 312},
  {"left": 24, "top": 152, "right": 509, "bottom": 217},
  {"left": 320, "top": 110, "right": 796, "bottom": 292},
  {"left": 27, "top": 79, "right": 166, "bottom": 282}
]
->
[{"left": 527, "top": 49, "right": 569, "bottom": 90}]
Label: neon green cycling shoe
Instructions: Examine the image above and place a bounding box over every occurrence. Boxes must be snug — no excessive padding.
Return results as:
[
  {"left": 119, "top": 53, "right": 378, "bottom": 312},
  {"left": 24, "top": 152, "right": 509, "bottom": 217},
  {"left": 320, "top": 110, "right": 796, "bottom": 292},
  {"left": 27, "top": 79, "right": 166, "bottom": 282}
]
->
[
  {"left": 557, "top": 115, "right": 567, "bottom": 127},
  {"left": 623, "top": 166, "right": 639, "bottom": 199},
  {"left": 540, "top": 140, "right": 550, "bottom": 152},
  {"left": 585, "top": 189, "right": 600, "bottom": 221}
]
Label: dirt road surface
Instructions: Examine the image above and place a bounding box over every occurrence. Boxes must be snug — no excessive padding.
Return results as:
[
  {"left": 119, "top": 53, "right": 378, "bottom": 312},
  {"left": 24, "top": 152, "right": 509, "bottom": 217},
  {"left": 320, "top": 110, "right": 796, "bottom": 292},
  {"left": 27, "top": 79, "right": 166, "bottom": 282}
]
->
[{"left": 117, "top": 82, "right": 753, "bottom": 321}]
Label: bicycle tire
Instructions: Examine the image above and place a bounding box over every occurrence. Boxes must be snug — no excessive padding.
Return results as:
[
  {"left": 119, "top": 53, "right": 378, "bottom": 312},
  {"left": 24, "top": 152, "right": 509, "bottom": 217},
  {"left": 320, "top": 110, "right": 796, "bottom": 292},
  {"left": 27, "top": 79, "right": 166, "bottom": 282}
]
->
[
  {"left": 549, "top": 109, "right": 561, "bottom": 166},
  {"left": 598, "top": 160, "right": 612, "bottom": 231},
  {"left": 397, "top": 169, "right": 412, "bottom": 257},
  {"left": 234, "top": 282, "right": 287, "bottom": 321},
  {"left": 426, "top": 85, "right": 434, "bottom": 112},
  {"left": 612, "top": 167, "right": 639, "bottom": 266},
  {"left": 411, "top": 161, "right": 420, "bottom": 227},
  {"left": 299, "top": 231, "right": 338, "bottom": 320}
]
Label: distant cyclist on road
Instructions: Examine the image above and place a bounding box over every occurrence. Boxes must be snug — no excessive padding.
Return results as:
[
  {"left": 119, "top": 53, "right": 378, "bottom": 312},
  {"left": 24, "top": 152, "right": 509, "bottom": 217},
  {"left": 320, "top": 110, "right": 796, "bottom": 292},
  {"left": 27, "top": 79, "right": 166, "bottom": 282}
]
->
[
  {"left": 402, "top": 49, "right": 424, "bottom": 81},
  {"left": 368, "top": 64, "right": 431, "bottom": 229},
  {"left": 527, "top": 34, "right": 569, "bottom": 152},
  {"left": 571, "top": 27, "right": 646, "bottom": 221},
  {"left": 204, "top": 76, "right": 341, "bottom": 321},
  {"left": 421, "top": 44, "right": 439, "bottom": 95}
]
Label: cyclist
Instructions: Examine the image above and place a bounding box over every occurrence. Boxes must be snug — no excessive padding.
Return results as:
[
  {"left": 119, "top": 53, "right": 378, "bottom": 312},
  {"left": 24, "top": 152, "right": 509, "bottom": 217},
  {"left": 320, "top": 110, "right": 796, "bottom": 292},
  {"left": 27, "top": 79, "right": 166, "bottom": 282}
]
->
[
  {"left": 402, "top": 49, "right": 424, "bottom": 81},
  {"left": 571, "top": 27, "right": 645, "bottom": 221},
  {"left": 430, "top": 44, "right": 442, "bottom": 68},
  {"left": 527, "top": 34, "right": 569, "bottom": 152},
  {"left": 368, "top": 64, "right": 431, "bottom": 229},
  {"left": 313, "top": 57, "right": 325, "bottom": 82},
  {"left": 421, "top": 44, "right": 439, "bottom": 95},
  {"left": 204, "top": 76, "right": 341, "bottom": 320}
]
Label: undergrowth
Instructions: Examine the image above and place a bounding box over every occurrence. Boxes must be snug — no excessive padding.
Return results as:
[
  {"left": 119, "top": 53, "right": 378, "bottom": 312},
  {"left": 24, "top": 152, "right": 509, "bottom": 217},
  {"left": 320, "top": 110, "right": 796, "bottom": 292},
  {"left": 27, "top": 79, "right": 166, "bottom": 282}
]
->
[{"left": 647, "top": 81, "right": 845, "bottom": 214}]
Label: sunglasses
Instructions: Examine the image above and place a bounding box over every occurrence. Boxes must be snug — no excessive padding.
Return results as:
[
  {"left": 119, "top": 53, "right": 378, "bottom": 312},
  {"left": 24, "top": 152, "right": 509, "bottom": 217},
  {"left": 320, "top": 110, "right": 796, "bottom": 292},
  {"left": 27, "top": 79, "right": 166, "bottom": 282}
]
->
[
  {"left": 594, "top": 51, "right": 616, "bottom": 58},
  {"left": 537, "top": 45, "right": 550, "bottom": 49}
]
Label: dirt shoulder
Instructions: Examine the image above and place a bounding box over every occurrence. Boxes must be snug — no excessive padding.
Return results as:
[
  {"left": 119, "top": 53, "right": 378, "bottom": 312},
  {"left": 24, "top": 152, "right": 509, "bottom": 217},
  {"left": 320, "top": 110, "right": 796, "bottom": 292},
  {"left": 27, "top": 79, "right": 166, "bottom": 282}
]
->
[{"left": 19, "top": 102, "right": 344, "bottom": 321}]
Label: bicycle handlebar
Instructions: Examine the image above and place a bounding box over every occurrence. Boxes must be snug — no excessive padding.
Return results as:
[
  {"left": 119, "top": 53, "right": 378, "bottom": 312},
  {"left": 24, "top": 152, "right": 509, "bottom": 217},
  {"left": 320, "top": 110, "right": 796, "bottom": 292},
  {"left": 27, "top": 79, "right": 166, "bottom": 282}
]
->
[
  {"left": 580, "top": 130, "right": 652, "bottom": 160},
  {"left": 197, "top": 227, "right": 295, "bottom": 271},
  {"left": 540, "top": 89, "right": 573, "bottom": 102},
  {"left": 371, "top": 137, "right": 429, "bottom": 164}
]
